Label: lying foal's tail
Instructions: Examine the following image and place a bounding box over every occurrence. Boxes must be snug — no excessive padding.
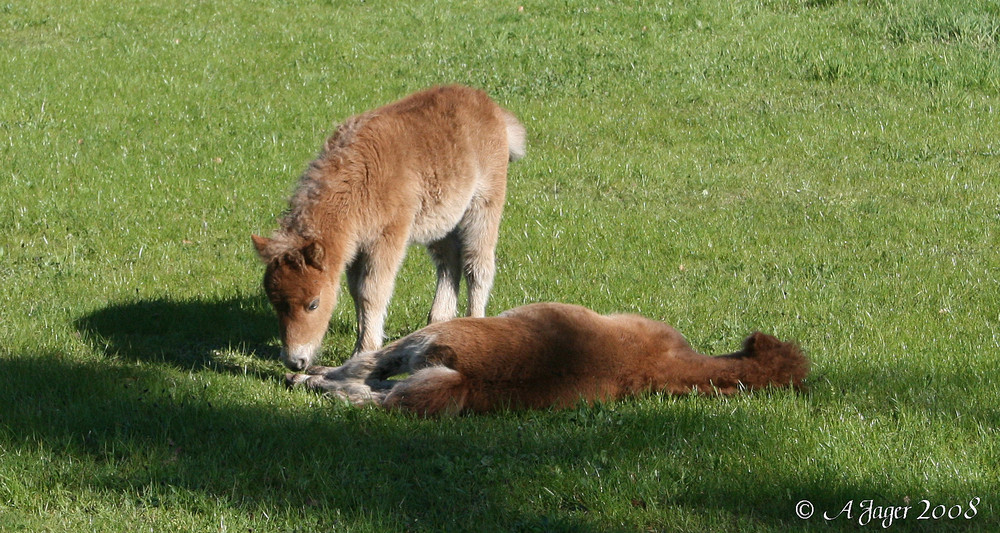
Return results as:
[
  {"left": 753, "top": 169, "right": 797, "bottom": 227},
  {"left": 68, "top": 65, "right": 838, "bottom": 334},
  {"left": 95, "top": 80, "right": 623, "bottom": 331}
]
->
[
  {"left": 382, "top": 366, "right": 471, "bottom": 416},
  {"left": 707, "top": 332, "right": 809, "bottom": 393}
]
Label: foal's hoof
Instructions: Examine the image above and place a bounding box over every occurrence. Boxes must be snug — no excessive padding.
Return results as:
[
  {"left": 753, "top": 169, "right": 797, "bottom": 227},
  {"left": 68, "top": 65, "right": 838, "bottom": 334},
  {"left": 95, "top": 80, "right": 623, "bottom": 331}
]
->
[
  {"left": 306, "top": 365, "right": 338, "bottom": 375},
  {"left": 285, "top": 373, "right": 310, "bottom": 389}
]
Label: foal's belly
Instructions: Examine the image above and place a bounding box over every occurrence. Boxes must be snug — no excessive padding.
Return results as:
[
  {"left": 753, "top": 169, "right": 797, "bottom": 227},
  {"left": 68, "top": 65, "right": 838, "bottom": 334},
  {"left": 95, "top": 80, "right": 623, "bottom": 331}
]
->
[{"left": 408, "top": 186, "right": 475, "bottom": 245}]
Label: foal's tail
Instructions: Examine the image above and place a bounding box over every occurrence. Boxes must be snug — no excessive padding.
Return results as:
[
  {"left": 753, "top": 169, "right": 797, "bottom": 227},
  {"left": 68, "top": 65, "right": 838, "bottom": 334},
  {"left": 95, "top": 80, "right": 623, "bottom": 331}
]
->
[
  {"left": 382, "top": 366, "right": 471, "bottom": 416},
  {"left": 502, "top": 110, "right": 527, "bottom": 162},
  {"left": 705, "top": 332, "right": 809, "bottom": 393}
]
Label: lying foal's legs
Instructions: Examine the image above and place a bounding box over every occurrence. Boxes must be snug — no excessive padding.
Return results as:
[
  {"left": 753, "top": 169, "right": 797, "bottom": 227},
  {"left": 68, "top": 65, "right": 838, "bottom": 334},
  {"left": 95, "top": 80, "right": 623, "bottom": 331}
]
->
[{"left": 286, "top": 332, "right": 435, "bottom": 403}]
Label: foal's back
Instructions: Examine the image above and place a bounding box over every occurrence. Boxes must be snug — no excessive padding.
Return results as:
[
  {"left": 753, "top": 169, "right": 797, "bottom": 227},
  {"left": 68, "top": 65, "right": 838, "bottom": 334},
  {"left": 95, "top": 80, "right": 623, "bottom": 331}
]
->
[
  {"left": 324, "top": 85, "right": 515, "bottom": 243},
  {"left": 412, "top": 303, "right": 695, "bottom": 409}
]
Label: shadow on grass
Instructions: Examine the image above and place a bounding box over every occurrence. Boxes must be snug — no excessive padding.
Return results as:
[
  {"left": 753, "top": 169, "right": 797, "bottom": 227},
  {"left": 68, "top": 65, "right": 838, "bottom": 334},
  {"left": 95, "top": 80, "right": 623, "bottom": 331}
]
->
[
  {"left": 39, "top": 297, "right": 992, "bottom": 529},
  {"left": 74, "top": 296, "right": 362, "bottom": 376},
  {"left": 73, "top": 295, "right": 289, "bottom": 376},
  {"left": 816, "top": 362, "right": 1000, "bottom": 428},
  {"left": 0, "top": 354, "right": 892, "bottom": 531}
]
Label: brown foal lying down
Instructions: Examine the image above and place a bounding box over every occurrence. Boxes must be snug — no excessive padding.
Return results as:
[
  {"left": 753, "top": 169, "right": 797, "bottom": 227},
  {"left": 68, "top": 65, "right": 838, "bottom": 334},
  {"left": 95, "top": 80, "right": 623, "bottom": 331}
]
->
[{"left": 286, "top": 302, "right": 809, "bottom": 415}]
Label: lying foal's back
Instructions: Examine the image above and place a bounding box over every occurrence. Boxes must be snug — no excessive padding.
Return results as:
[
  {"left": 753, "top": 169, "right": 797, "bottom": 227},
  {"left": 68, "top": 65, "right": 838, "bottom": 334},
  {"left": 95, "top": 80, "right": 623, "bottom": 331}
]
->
[
  {"left": 377, "top": 303, "right": 808, "bottom": 414},
  {"left": 288, "top": 303, "right": 808, "bottom": 415},
  {"left": 408, "top": 304, "right": 686, "bottom": 405}
]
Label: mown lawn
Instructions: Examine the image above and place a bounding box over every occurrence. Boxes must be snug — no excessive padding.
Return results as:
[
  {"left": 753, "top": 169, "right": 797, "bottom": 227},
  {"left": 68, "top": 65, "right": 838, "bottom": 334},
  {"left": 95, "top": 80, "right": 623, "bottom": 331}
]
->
[{"left": 2, "top": 1, "right": 998, "bottom": 531}]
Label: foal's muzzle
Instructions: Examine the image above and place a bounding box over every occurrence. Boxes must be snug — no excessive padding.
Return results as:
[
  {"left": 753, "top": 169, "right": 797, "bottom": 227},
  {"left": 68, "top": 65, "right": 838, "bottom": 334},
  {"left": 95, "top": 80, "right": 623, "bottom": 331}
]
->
[{"left": 280, "top": 344, "right": 317, "bottom": 371}]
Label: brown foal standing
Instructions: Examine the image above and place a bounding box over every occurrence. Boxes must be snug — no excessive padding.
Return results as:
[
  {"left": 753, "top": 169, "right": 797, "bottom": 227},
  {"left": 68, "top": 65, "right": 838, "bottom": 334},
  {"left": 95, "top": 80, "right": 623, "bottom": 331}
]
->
[{"left": 253, "top": 85, "right": 526, "bottom": 371}]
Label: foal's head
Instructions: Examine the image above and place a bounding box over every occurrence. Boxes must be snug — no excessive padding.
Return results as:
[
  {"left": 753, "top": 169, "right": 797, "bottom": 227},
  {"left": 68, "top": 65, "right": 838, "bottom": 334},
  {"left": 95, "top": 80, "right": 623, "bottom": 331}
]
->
[{"left": 252, "top": 234, "right": 337, "bottom": 371}]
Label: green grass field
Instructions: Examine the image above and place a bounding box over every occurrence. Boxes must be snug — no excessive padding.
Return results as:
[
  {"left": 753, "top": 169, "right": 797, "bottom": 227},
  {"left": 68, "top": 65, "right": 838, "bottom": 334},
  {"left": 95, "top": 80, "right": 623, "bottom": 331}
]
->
[{"left": 2, "top": 0, "right": 998, "bottom": 530}]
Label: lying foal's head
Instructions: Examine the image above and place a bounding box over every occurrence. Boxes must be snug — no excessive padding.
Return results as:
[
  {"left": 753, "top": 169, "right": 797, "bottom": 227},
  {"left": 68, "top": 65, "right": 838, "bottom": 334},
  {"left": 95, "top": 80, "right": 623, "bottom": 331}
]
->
[{"left": 252, "top": 235, "right": 337, "bottom": 371}]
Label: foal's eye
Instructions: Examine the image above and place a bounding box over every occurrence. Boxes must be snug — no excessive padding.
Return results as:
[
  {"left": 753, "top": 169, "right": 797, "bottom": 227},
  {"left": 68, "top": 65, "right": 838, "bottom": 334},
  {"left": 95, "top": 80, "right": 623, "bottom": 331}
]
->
[{"left": 307, "top": 298, "right": 320, "bottom": 312}]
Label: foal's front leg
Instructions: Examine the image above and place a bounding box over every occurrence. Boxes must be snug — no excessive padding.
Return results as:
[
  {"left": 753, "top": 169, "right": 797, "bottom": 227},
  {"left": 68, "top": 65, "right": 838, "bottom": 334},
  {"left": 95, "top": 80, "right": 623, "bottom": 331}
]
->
[
  {"left": 348, "top": 233, "right": 409, "bottom": 354},
  {"left": 286, "top": 373, "right": 387, "bottom": 405},
  {"left": 286, "top": 351, "right": 387, "bottom": 404},
  {"left": 286, "top": 338, "right": 418, "bottom": 402}
]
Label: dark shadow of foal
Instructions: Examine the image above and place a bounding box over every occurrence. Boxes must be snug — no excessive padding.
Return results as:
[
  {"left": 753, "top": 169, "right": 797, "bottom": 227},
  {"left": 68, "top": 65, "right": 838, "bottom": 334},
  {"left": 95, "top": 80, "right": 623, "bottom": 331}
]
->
[{"left": 74, "top": 295, "right": 285, "bottom": 377}]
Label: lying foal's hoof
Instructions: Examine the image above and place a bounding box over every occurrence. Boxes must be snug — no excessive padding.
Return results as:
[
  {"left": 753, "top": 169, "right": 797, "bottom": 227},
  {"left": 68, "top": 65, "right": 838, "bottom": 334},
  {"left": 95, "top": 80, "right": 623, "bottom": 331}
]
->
[
  {"left": 306, "top": 365, "right": 338, "bottom": 375},
  {"left": 285, "top": 373, "right": 310, "bottom": 388}
]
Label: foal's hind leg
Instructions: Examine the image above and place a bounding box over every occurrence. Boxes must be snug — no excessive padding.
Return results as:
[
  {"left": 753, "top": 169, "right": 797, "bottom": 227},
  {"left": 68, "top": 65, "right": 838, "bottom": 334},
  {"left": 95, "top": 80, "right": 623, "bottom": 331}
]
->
[
  {"left": 461, "top": 184, "right": 505, "bottom": 317},
  {"left": 427, "top": 231, "right": 463, "bottom": 324}
]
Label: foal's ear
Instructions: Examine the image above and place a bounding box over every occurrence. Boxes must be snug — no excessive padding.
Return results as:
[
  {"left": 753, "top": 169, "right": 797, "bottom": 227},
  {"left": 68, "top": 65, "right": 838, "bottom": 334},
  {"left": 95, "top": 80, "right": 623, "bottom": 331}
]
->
[
  {"left": 251, "top": 234, "right": 274, "bottom": 262},
  {"left": 302, "top": 241, "right": 326, "bottom": 271}
]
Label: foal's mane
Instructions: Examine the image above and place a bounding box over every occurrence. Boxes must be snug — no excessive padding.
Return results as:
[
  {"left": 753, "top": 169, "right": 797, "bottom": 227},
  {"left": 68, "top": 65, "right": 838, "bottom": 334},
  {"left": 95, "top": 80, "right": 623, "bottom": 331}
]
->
[{"left": 266, "top": 113, "right": 374, "bottom": 259}]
